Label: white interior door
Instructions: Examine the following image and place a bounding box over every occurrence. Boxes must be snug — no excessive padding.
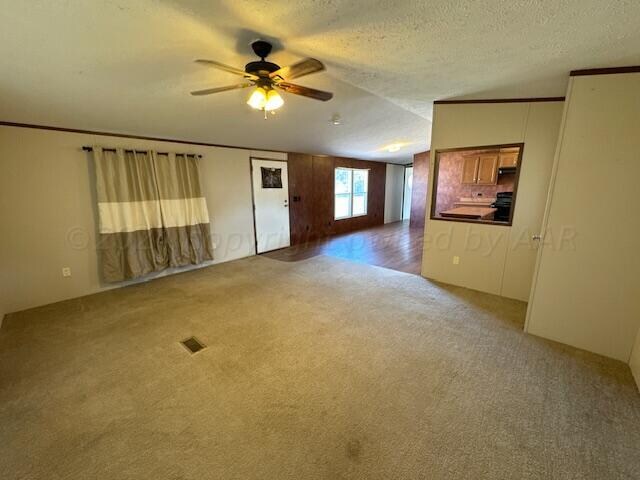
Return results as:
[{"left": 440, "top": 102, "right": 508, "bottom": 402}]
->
[{"left": 251, "top": 158, "right": 290, "bottom": 253}]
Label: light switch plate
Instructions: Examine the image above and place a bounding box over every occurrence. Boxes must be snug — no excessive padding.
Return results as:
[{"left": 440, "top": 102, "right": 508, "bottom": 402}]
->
[
  {"left": 453, "top": 256, "right": 460, "bottom": 265},
  {"left": 62, "top": 267, "right": 72, "bottom": 277}
]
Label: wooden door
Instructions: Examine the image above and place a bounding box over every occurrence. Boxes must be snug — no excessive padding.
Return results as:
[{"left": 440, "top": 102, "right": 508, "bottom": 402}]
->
[
  {"left": 499, "top": 152, "right": 519, "bottom": 168},
  {"left": 476, "top": 154, "right": 498, "bottom": 184},
  {"left": 461, "top": 156, "right": 479, "bottom": 184}
]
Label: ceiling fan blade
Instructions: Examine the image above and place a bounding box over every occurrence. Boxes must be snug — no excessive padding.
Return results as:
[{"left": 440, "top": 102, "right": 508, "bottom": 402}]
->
[
  {"left": 190, "top": 83, "right": 253, "bottom": 96},
  {"left": 270, "top": 58, "right": 325, "bottom": 80},
  {"left": 195, "top": 59, "right": 258, "bottom": 80},
  {"left": 277, "top": 82, "right": 333, "bottom": 101}
]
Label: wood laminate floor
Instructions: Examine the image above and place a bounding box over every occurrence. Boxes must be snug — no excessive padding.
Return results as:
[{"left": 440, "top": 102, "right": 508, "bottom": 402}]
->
[{"left": 263, "top": 220, "right": 425, "bottom": 275}]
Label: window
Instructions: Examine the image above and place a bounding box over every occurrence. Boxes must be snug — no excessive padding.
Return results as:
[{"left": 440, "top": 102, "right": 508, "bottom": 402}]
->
[
  {"left": 335, "top": 167, "right": 368, "bottom": 219},
  {"left": 430, "top": 144, "right": 523, "bottom": 225}
]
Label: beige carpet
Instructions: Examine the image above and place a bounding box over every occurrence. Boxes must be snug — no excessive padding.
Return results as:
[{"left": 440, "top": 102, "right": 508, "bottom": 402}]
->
[{"left": 1, "top": 255, "right": 639, "bottom": 479}]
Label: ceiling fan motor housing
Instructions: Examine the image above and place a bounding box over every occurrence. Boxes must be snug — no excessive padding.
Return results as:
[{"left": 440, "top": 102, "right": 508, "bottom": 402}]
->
[
  {"left": 245, "top": 60, "right": 280, "bottom": 77},
  {"left": 246, "top": 40, "right": 280, "bottom": 77}
]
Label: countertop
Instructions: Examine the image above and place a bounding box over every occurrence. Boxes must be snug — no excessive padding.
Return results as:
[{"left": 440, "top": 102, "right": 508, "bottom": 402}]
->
[
  {"left": 440, "top": 206, "right": 497, "bottom": 219},
  {"left": 454, "top": 197, "right": 496, "bottom": 207}
]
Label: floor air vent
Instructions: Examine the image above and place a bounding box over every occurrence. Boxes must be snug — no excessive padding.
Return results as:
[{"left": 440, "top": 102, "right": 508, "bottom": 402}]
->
[{"left": 181, "top": 336, "right": 206, "bottom": 354}]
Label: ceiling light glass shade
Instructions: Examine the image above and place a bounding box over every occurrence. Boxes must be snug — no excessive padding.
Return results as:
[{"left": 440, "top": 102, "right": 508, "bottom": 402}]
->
[
  {"left": 247, "top": 87, "right": 267, "bottom": 110},
  {"left": 265, "top": 89, "right": 284, "bottom": 111}
]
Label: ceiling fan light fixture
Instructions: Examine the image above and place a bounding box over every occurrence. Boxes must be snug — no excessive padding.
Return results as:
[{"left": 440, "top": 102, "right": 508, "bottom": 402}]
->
[
  {"left": 265, "top": 89, "right": 284, "bottom": 111},
  {"left": 247, "top": 87, "right": 267, "bottom": 110},
  {"left": 246, "top": 87, "right": 284, "bottom": 111}
]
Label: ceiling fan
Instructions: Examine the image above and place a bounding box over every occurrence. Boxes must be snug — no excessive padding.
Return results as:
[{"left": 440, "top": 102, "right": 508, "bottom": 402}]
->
[{"left": 191, "top": 40, "right": 333, "bottom": 116}]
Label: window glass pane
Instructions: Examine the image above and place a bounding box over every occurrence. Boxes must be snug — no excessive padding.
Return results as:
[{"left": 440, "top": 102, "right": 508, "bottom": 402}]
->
[
  {"left": 335, "top": 168, "right": 353, "bottom": 219},
  {"left": 335, "top": 168, "right": 368, "bottom": 219},
  {"left": 335, "top": 168, "right": 352, "bottom": 194},
  {"left": 352, "top": 193, "right": 367, "bottom": 216},
  {"left": 335, "top": 193, "right": 351, "bottom": 218},
  {"left": 353, "top": 169, "right": 368, "bottom": 194}
]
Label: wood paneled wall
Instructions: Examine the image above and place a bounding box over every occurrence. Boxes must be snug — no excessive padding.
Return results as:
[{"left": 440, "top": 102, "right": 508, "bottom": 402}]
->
[
  {"left": 287, "top": 153, "right": 315, "bottom": 245},
  {"left": 410, "top": 150, "right": 430, "bottom": 228},
  {"left": 287, "top": 154, "right": 386, "bottom": 244}
]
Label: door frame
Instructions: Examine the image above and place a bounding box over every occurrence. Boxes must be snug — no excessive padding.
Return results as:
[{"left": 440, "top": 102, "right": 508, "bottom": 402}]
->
[{"left": 249, "top": 156, "right": 291, "bottom": 254}]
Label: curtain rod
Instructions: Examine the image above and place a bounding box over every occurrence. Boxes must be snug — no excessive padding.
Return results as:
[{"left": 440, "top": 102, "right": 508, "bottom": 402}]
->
[{"left": 82, "top": 146, "right": 202, "bottom": 158}]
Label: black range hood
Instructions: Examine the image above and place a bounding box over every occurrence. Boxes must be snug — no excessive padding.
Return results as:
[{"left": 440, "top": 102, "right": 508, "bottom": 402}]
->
[{"left": 498, "top": 166, "right": 517, "bottom": 175}]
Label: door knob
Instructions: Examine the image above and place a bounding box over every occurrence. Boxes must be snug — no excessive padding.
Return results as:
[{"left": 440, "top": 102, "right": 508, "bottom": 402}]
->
[{"left": 532, "top": 234, "right": 542, "bottom": 240}]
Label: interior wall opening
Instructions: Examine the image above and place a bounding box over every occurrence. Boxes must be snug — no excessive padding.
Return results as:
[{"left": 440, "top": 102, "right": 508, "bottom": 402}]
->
[{"left": 430, "top": 144, "right": 523, "bottom": 225}]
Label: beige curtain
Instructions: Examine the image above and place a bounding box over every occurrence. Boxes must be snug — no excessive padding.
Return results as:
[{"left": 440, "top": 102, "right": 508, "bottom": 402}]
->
[
  {"left": 154, "top": 153, "right": 213, "bottom": 267},
  {"left": 93, "top": 147, "right": 213, "bottom": 282}
]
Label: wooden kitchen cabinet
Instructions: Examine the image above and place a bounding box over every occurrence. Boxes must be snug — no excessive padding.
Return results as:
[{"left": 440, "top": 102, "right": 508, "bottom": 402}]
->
[
  {"left": 461, "top": 156, "right": 479, "bottom": 184},
  {"left": 498, "top": 151, "right": 519, "bottom": 168},
  {"left": 476, "top": 154, "right": 499, "bottom": 184},
  {"left": 461, "top": 153, "right": 498, "bottom": 185}
]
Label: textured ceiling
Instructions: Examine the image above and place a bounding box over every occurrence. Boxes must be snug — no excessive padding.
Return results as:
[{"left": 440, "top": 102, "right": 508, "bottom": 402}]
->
[{"left": 1, "top": 0, "right": 640, "bottom": 162}]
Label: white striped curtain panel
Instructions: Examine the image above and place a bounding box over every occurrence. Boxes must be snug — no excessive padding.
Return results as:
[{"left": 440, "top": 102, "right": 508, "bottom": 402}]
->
[{"left": 93, "top": 147, "right": 213, "bottom": 282}]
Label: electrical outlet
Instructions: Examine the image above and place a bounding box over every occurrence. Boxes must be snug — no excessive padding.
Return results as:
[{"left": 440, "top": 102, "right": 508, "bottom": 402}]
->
[
  {"left": 452, "top": 256, "right": 460, "bottom": 265},
  {"left": 62, "top": 267, "right": 72, "bottom": 277}
]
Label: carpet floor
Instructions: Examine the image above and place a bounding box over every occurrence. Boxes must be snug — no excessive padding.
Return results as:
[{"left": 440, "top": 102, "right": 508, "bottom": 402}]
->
[{"left": 1, "top": 256, "right": 639, "bottom": 479}]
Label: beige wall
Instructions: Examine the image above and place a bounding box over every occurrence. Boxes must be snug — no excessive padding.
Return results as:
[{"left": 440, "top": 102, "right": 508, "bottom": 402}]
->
[
  {"left": 526, "top": 73, "right": 640, "bottom": 362},
  {"left": 421, "top": 101, "right": 564, "bottom": 301},
  {"left": 384, "top": 164, "right": 405, "bottom": 223},
  {"left": 0, "top": 125, "right": 286, "bottom": 315}
]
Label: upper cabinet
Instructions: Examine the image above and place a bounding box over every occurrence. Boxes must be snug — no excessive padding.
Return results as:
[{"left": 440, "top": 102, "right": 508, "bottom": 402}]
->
[
  {"left": 476, "top": 153, "right": 499, "bottom": 184},
  {"left": 461, "top": 155, "right": 479, "bottom": 184},
  {"left": 498, "top": 148, "right": 519, "bottom": 168},
  {"left": 461, "top": 153, "right": 498, "bottom": 185}
]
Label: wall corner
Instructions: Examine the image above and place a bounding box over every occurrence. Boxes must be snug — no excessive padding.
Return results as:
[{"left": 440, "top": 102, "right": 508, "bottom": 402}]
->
[{"left": 630, "top": 328, "right": 640, "bottom": 392}]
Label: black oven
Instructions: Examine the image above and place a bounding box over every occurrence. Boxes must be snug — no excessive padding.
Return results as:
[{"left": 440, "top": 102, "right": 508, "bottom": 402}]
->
[{"left": 492, "top": 192, "right": 513, "bottom": 222}]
